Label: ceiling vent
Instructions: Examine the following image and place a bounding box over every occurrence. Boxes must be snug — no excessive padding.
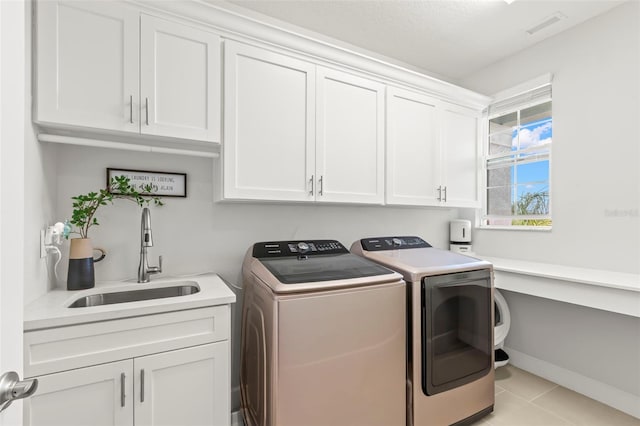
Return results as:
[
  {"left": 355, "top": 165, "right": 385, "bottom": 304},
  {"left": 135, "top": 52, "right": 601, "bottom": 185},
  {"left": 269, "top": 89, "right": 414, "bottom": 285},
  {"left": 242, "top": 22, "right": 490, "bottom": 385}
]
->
[{"left": 526, "top": 12, "right": 567, "bottom": 35}]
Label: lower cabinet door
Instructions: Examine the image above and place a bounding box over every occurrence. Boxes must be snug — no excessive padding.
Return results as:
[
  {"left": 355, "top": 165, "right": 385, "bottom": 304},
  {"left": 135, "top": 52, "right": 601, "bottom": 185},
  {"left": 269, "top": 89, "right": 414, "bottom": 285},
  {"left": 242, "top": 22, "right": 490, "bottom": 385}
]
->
[
  {"left": 24, "top": 360, "right": 134, "bottom": 426},
  {"left": 134, "top": 342, "right": 230, "bottom": 426}
]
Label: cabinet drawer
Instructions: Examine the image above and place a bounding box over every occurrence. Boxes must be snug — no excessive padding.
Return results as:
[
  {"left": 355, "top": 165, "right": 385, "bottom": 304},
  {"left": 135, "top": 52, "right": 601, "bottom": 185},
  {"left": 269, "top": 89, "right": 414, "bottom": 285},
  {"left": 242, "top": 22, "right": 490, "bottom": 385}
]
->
[{"left": 24, "top": 306, "right": 230, "bottom": 378}]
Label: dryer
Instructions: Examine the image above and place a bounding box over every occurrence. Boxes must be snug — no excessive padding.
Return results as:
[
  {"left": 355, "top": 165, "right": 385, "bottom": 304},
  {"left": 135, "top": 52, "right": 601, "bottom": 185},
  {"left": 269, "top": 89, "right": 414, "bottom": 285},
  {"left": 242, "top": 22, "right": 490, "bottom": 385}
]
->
[
  {"left": 352, "top": 236, "right": 494, "bottom": 426},
  {"left": 240, "top": 240, "right": 406, "bottom": 426}
]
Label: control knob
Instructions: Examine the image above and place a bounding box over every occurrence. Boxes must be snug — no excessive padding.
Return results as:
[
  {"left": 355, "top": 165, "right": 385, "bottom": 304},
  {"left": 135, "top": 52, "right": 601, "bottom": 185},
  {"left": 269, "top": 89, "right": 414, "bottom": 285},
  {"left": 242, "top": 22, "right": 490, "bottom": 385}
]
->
[
  {"left": 392, "top": 238, "right": 403, "bottom": 247},
  {"left": 297, "top": 242, "right": 310, "bottom": 254}
]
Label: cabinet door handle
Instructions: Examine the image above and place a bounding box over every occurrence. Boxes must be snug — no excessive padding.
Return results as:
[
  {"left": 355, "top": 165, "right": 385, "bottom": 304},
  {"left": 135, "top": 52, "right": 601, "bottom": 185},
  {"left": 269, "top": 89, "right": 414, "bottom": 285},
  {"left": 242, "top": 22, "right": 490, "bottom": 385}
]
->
[
  {"left": 319, "top": 176, "right": 324, "bottom": 196},
  {"left": 443, "top": 186, "right": 447, "bottom": 202},
  {"left": 309, "top": 175, "right": 314, "bottom": 195},
  {"left": 140, "top": 369, "right": 145, "bottom": 403},
  {"left": 437, "top": 185, "right": 442, "bottom": 201},
  {"left": 129, "top": 95, "right": 133, "bottom": 124},
  {"left": 145, "top": 97, "right": 149, "bottom": 126},
  {"left": 120, "top": 373, "right": 125, "bottom": 407}
]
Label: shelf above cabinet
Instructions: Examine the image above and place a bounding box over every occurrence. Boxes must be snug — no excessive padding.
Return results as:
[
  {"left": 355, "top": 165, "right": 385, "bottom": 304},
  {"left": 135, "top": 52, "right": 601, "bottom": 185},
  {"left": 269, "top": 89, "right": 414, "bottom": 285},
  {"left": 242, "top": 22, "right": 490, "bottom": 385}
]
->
[{"left": 37, "top": 133, "right": 220, "bottom": 158}]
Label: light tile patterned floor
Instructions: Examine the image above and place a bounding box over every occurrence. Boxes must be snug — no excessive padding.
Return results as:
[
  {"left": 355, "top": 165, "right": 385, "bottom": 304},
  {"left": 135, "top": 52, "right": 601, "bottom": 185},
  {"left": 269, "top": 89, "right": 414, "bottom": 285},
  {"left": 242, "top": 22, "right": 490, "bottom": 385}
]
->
[{"left": 472, "top": 365, "right": 640, "bottom": 426}]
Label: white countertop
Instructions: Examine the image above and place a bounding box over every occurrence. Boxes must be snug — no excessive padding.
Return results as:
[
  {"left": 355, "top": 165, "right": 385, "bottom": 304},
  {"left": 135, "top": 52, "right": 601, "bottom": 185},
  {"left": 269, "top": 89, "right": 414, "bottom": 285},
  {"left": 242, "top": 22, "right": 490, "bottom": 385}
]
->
[
  {"left": 24, "top": 273, "right": 236, "bottom": 331},
  {"left": 479, "top": 256, "right": 640, "bottom": 317},
  {"left": 483, "top": 256, "right": 640, "bottom": 293}
]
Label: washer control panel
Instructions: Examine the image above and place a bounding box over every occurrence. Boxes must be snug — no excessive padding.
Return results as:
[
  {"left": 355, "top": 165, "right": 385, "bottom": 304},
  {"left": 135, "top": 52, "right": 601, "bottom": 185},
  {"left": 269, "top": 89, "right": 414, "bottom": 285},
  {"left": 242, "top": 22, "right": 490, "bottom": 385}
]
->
[
  {"left": 360, "top": 236, "right": 432, "bottom": 251},
  {"left": 253, "top": 240, "right": 348, "bottom": 258}
]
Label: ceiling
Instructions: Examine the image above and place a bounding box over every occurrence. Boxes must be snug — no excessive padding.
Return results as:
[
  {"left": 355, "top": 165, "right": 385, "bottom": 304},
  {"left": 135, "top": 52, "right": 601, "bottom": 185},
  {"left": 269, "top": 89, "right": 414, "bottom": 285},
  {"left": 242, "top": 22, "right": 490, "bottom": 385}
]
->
[{"left": 217, "top": 0, "right": 626, "bottom": 82}]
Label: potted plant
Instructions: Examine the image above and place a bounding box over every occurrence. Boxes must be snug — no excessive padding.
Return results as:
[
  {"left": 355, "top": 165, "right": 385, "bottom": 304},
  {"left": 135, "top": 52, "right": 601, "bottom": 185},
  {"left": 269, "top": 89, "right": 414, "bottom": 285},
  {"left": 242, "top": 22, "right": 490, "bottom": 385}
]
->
[{"left": 66, "top": 176, "right": 163, "bottom": 290}]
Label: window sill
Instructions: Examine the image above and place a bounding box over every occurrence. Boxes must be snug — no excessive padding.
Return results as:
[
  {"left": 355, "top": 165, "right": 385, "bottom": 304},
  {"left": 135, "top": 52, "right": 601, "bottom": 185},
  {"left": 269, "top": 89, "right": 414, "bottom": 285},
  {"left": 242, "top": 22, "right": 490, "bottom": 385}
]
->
[
  {"left": 480, "top": 256, "right": 640, "bottom": 317},
  {"left": 477, "top": 225, "right": 552, "bottom": 232}
]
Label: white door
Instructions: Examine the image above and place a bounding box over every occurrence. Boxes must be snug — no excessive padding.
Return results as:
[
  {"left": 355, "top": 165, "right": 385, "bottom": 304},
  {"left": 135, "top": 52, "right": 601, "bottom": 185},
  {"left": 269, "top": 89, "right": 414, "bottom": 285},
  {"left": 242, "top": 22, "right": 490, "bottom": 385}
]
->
[
  {"left": 35, "top": 0, "right": 139, "bottom": 132},
  {"left": 386, "top": 87, "right": 441, "bottom": 206},
  {"left": 24, "top": 361, "right": 134, "bottom": 426},
  {"left": 135, "top": 343, "right": 230, "bottom": 426},
  {"left": 0, "top": 1, "right": 26, "bottom": 424},
  {"left": 223, "top": 40, "right": 316, "bottom": 202},
  {"left": 140, "top": 15, "right": 221, "bottom": 142},
  {"left": 440, "top": 102, "right": 481, "bottom": 208},
  {"left": 315, "top": 67, "right": 385, "bottom": 204}
]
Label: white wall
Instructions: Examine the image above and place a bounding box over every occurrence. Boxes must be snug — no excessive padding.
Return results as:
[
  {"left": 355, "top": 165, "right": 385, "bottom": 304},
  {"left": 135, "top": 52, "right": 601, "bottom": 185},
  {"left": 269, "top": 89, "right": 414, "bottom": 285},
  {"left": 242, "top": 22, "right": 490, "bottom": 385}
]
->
[
  {"left": 460, "top": 1, "right": 640, "bottom": 274},
  {"left": 24, "top": 0, "right": 58, "bottom": 306},
  {"left": 47, "top": 143, "right": 460, "bottom": 410},
  {"left": 460, "top": 3, "right": 640, "bottom": 416}
]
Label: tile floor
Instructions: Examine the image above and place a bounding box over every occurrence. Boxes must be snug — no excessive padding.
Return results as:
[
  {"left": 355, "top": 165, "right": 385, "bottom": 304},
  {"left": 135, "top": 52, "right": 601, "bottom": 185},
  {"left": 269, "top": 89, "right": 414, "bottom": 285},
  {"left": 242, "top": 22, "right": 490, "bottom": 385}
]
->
[{"left": 472, "top": 365, "right": 640, "bottom": 426}]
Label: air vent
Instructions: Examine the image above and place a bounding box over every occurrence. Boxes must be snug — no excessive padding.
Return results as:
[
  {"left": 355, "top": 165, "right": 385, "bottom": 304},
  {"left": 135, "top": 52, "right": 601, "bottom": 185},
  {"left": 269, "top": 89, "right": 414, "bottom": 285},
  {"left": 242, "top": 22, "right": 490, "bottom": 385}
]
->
[{"left": 526, "top": 12, "right": 567, "bottom": 35}]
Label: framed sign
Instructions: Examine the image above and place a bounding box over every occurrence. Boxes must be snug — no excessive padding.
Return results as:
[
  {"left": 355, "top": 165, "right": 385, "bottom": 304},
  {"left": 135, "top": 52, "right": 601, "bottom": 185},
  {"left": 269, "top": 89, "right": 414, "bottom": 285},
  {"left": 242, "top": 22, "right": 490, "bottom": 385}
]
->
[{"left": 107, "top": 168, "right": 187, "bottom": 197}]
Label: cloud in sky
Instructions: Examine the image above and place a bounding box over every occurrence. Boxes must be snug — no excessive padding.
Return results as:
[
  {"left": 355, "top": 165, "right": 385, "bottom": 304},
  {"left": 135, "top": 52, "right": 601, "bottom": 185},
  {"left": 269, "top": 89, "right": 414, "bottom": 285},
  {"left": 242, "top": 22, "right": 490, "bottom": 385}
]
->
[{"left": 514, "top": 120, "right": 552, "bottom": 149}]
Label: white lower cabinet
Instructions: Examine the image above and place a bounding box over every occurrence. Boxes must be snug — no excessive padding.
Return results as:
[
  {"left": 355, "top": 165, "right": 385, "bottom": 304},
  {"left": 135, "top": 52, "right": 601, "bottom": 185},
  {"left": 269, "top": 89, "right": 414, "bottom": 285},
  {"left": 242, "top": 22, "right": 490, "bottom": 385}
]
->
[
  {"left": 24, "top": 307, "right": 231, "bottom": 426},
  {"left": 25, "top": 360, "right": 133, "bottom": 426},
  {"left": 135, "top": 343, "right": 229, "bottom": 426}
]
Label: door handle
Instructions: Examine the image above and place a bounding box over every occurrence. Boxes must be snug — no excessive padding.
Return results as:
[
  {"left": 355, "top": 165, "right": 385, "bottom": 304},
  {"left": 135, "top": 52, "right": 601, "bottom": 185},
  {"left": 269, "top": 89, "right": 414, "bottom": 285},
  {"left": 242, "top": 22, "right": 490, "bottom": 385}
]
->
[
  {"left": 309, "top": 175, "right": 314, "bottom": 196},
  {"left": 0, "top": 371, "right": 38, "bottom": 413},
  {"left": 145, "top": 97, "right": 149, "bottom": 126},
  {"left": 318, "top": 175, "right": 324, "bottom": 196},
  {"left": 129, "top": 95, "right": 134, "bottom": 124},
  {"left": 120, "top": 373, "right": 126, "bottom": 407},
  {"left": 140, "top": 369, "right": 145, "bottom": 403},
  {"left": 437, "top": 185, "right": 442, "bottom": 201},
  {"left": 443, "top": 186, "right": 447, "bottom": 203}
]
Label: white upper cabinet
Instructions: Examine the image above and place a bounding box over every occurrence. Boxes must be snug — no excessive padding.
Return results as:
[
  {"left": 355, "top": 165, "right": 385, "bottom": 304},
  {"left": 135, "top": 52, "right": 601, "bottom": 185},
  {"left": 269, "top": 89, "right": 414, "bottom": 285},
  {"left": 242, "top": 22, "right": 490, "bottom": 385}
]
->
[
  {"left": 223, "top": 40, "right": 315, "bottom": 202},
  {"left": 386, "top": 87, "right": 480, "bottom": 207},
  {"left": 316, "top": 67, "right": 385, "bottom": 204},
  {"left": 386, "top": 87, "right": 440, "bottom": 206},
  {"left": 140, "top": 15, "right": 221, "bottom": 142},
  {"left": 223, "top": 40, "right": 386, "bottom": 204},
  {"left": 36, "top": 1, "right": 221, "bottom": 143},
  {"left": 440, "top": 102, "right": 481, "bottom": 208},
  {"left": 36, "top": 1, "right": 139, "bottom": 133}
]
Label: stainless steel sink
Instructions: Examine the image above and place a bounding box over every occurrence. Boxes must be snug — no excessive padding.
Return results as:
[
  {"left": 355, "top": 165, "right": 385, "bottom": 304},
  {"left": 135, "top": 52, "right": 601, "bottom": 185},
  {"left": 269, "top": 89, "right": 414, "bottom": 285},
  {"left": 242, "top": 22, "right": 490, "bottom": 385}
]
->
[{"left": 68, "top": 283, "right": 200, "bottom": 308}]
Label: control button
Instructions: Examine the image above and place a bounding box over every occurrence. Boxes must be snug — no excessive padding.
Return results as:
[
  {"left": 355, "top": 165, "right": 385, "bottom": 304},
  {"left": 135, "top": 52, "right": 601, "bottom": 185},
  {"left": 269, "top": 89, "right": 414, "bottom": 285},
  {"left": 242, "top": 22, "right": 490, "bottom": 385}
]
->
[
  {"left": 392, "top": 238, "right": 403, "bottom": 247},
  {"left": 297, "top": 242, "right": 310, "bottom": 254}
]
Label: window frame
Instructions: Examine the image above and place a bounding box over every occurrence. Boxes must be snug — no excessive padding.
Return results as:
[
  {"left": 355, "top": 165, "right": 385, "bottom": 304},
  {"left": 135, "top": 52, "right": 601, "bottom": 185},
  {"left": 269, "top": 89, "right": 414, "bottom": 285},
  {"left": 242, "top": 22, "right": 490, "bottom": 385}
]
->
[{"left": 479, "top": 75, "right": 553, "bottom": 231}]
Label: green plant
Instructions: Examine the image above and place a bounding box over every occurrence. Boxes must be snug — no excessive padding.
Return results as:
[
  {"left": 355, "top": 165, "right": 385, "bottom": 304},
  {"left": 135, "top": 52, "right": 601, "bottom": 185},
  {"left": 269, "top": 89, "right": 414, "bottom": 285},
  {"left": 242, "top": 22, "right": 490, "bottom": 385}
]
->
[
  {"left": 70, "top": 176, "right": 163, "bottom": 239},
  {"left": 511, "top": 190, "right": 552, "bottom": 226}
]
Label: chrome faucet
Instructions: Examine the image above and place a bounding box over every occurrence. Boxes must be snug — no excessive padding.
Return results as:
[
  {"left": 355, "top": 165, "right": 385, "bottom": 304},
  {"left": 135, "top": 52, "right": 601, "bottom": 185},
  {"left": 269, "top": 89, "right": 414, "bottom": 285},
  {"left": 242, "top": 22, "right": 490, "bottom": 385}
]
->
[{"left": 138, "top": 207, "right": 162, "bottom": 283}]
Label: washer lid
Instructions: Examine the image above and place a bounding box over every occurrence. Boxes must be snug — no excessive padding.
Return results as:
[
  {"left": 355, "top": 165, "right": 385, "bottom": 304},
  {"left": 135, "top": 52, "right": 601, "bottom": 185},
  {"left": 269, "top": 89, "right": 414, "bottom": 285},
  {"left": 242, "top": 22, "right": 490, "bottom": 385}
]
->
[{"left": 261, "top": 253, "right": 393, "bottom": 284}]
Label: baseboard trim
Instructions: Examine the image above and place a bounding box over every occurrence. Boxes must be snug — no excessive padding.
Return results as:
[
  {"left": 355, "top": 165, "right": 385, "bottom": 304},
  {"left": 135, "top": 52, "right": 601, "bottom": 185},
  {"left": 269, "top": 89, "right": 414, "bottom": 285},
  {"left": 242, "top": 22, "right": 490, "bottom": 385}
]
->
[{"left": 505, "top": 346, "right": 640, "bottom": 419}]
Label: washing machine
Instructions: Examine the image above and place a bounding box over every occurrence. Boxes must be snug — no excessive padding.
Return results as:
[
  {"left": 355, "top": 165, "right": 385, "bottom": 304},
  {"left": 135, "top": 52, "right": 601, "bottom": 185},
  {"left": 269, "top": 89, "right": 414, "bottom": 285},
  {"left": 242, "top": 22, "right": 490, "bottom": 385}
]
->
[
  {"left": 352, "top": 236, "right": 495, "bottom": 426},
  {"left": 240, "top": 240, "right": 406, "bottom": 426}
]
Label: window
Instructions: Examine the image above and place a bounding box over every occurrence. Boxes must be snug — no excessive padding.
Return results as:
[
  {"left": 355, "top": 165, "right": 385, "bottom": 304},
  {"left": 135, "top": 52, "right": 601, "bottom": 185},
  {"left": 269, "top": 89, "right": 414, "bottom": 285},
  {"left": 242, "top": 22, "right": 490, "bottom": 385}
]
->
[{"left": 482, "top": 78, "right": 552, "bottom": 228}]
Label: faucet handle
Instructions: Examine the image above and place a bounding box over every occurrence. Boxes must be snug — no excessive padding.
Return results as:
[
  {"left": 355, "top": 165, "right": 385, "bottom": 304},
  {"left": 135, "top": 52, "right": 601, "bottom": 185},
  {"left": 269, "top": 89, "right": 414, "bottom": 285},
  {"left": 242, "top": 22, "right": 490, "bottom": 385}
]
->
[{"left": 147, "top": 256, "right": 163, "bottom": 275}]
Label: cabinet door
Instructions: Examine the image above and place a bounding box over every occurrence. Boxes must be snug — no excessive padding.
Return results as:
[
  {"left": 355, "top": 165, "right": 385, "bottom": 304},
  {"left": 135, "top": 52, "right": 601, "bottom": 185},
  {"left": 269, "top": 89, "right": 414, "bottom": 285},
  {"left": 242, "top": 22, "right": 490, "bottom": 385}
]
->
[
  {"left": 223, "top": 41, "right": 315, "bottom": 202},
  {"left": 440, "top": 102, "right": 481, "bottom": 207},
  {"left": 24, "top": 360, "right": 133, "bottom": 426},
  {"left": 36, "top": 0, "right": 139, "bottom": 132},
  {"left": 140, "top": 15, "right": 221, "bottom": 142},
  {"left": 386, "top": 87, "right": 441, "bottom": 206},
  {"left": 316, "top": 68, "right": 385, "bottom": 204},
  {"left": 135, "top": 342, "right": 230, "bottom": 426}
]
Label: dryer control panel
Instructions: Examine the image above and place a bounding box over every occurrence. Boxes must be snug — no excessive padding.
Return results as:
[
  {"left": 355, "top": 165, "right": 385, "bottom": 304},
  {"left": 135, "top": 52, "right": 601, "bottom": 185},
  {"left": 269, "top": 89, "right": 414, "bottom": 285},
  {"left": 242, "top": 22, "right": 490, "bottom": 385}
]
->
[
  {"left": 253, "top": 240, "right": 349, "bottom": 258},
  {"left": 360, "top": 236, "right": 432, "bottom": 251}
]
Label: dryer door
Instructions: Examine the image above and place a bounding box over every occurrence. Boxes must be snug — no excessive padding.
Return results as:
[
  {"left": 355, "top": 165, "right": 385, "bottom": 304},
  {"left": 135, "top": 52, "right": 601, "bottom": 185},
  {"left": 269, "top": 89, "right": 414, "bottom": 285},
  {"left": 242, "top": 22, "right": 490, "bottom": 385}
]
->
[{"left": 421, "top": 269, "right": 492, "bottom": 395}]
